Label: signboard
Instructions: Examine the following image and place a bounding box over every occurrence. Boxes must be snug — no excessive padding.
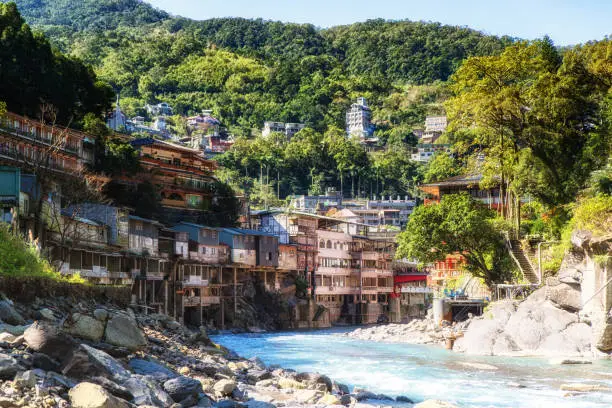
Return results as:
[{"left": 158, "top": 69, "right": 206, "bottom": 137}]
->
[{"left": 0, "top": 166, "right": 20, "bottom": 207}]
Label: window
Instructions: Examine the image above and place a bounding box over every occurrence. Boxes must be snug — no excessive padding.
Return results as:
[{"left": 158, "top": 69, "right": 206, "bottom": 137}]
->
[
  {"left": 134, "top": 221, "right": 143, "bottom": 231},
  {"left": 211, "top": 247, "right": 216, "bottom": 255},
  {"left": 319, "top": 240, "right": 325, "bottom": 249},
  {"left": 326, "top": 240, "right": 332, "bottom": 249},
  {"left": 267, "top": 252, "right": 272, "bottom": 261}
]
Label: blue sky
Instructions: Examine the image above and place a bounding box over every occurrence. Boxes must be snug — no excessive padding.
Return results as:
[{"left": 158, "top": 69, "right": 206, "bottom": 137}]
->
[{"left": 146, "top": 0, "right": 611, "bottom": 46}]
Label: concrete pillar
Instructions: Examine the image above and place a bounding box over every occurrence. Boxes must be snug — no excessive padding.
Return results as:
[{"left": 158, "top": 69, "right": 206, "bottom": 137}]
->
[
  {"left": 220, "top": 267, "right": 225, "bottom": 330},
  {"left": 233, "top": 267, "right": 237, "bottom": 317},
  {"left": 389, "top": 296, "right": 401, "bottom": 323},
  {"left": 164, "top": 280, "right": 168, "bottom": 315}
]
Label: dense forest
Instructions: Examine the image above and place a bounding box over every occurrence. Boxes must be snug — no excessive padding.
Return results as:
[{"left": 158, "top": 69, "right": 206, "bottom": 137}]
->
[{"left": 4, "top": 0, "right": 513, "bottom": 134}]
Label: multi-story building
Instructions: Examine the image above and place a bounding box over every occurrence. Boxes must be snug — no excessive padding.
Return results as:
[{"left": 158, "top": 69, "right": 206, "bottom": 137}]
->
[
  {"left": 346, "top": 97, "right": 374, "bottom": 139},
  {"left": 145, "top": 102, "right": 173, "bottom": 116},
  {"left": 289, "top": 189, "right": 343, "bottom": 214},
  {"left": 411, "top": 144, "right": 452, "bottom": 163},
  {"left": 129, "top": 138, "right": 217, "bottom": 222},
  {"left": 392, "top": 260, "right": 431, "bottom": 320},
  {"left": 419, "top": 174, "right": 503, "bottom": 210},
  {"left": 0, "top": 111, "right": 95, "bottom": 174},
  {"left": 262, "top": 122, "right": 306, "bottom": 139},
  {"left": 422, "top": 116, "right": 447, "bottom": 144}
]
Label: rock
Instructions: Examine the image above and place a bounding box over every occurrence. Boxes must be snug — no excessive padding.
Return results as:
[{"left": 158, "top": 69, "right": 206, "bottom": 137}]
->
[
  {"left": 414, "top": 401, "right": 459, "bottom": 408},
  {"left": 248, "top": 356, "right": 266, "bottom": 370},
  {"left": 0, "top": 353, "right": 23, "bottom": 380},
  {"left": 0, "top": 299, "right": 25, "bottom": 326},
  {"left": 293, "top": 389, "right": 323, "bottom": 404},
  {"left": 178, "top": 366, "right": 191, "bottom": 375},
  {"left": 244, "top": 401, "right": 274, "bottom": 408},
  {"left": 0, "top": 332, "right": 17, "bottom": 343},
  {"left": 14, "top": 370, "right": 38, "bottom": 389},
  {"left": 278, "top": 377, "right": 306, "bottom": 389},
  {"left": 89, "top": 377, "right": 133, "bottom": 402},
  {"left": 215, "top": 400, "right": 245, "bottom": 408},
  {"left": 295, "top": 372, "right": 332, "bottom": 392},
  {"left": 354, "top": 391, "right": 378, "bottom": 401},
  {"left": 333, "top": 381, "right": 350, "bottom": 395},
  {"left": 124, "top": 375, "right": 174, "bottom": 407},
  {"left": 65, "top": 313, "right": 105, "bottom": 342},
  {"left": 93, "top": 309, "right": 109, "bottom": 322},
  {"left": 128, "top": 358, "right": 178, "bottom": 381},
  {"left": 318, "top": 393, "right": 342, "bottom": 405},
  {"left": 595, "top": 322, "right": 612, "bottom": 352},
  {"left": 396, "top": 396, "right": 414, "bottom": 403},
  {"left": 546, "top": 282, "right": 582, "bottom": 312},
  {"left": 196, "top": 396, "right": 214, "bottom": 408},
  {"left": 63, "top": 344, "right": 131, "bottom": 382},
  {"left": 213, "top": 379, "right": 237, "bottom": 396},
  {"left": 32, "top": 353, "right": 60, "bottom": 372},
  {"left": 247, "top": 369, "right": 271, "bottom": 383},
  {"left": 38, "top": 308, "right": 56, "bottom": 321},
  {"left": 104, "top": 315, "right": 146, "bottom": 351},
  {"left": 549, "top": 358, "right": 592, "bottom": 365},
  {"left": 339, "top": 395, "right": 353, "bottom": 406},
  {"left": 0, "top": 324, "right": 29, "bottom": 336},
  {"left": 68, "top": 382, "right": 130, "bottom": 408},
  {"left": 24, "top": 321, "right": 77, "bottom": 361},
  {"left": 163, "top": 376, "right": 203, "bottom": 402},
  {"left": 559, "top": 383, "right": 611, "bottom": 392}
]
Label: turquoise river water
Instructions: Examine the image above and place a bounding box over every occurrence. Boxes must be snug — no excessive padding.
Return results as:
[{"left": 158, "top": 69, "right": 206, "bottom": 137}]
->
[{"left": 212, "top": 328, "right": 612, "bottom": 408}]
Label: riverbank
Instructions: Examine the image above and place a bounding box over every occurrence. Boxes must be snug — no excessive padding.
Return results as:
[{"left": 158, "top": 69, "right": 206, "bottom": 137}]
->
[{"left": 0, "top": 294, "right": 457, "bottom": 408}]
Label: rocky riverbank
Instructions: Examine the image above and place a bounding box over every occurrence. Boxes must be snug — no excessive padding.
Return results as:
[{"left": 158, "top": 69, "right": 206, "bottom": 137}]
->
[{"left": 0, "top": 294, "right": 458, "bottom": 408}]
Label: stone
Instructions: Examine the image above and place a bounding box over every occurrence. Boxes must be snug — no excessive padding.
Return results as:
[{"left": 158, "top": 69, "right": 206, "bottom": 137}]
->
[
  {"left": 396, "top": 396, "right": 414, "bottom": 403},
  {"left": 124, "top": 375, "right": 174, "bottom": 407},
  {"left": 354, "top": 391, "right": 378, "bottom": 401},
  {"left": 213, "top": 379, "right": 237, "bottom": 396},
  {"left": 294, "top": 389, "right": 323, "bottom": 404},
  {"left": 595, "top": 322, "right": 612, "bottom": 352},
  {"left": 333, "top": 381, "right": 350, "bottom": 395},
  {"left": 215, "top": 400, "right": 245, "bottom": 408},
  {"left": 178, "top": 366, "right": 191, "bottom": 375},
  {"left": 93, "top": 309, "right": 109, "bottom": 322},
  {"left": 89, "top": 377, "right": 133, "bottom": 402},
  {"left": 104, "top": 315, "right": 146, "bottom": 351},
  {"left": 24, "top": 322, "right": 77, "bottom": 361},
  {"left": 247, "top": 369, "right": 271, "bottom": 383},
  {"left": 318, "top": 393, "right": 342, "bottom": 405},
  {"left": 546, "top": 282, "right": 582, "bottom": 312},
  {"left": 128, "top": 358, "right": 178, "bottom": 381},
  {"left": 0, "top": 353, "right": 23, "bottom": 380},
  {"left": 32, "top": 353, "right": 60, "bottom": 372},
  {"left": 278, "top": 377, "right": 306, "bottom": 389},
  {"left": 0, "top": 332, "right": 17, "bottom": 343},
  {"left": 68, "top": 382, "right": 130, "bottom": 408},
  {"left": 339, "top": 395, "right": 353, "bottom": 406},
  {"left": 38, "top": 308, "right": 56, "bottom": 321},
  {"left": 163, "top": 376, "right": 203, "bottom": 402},
  {"left": 63, "top": 344, "right": 131, "bottom": 382},
  {"left": 414, "top": 401, "right": 459, "bottom": 408},
  {"left": 560, "top": 383, "right": 611, "bottom": 392},
  {"left": 248, "top": 356, "right": 266, "bottom": 370},
  {"left": 244, "top": 401, "right": 274, "bottom": 408},
  {"left": 14, "top": 370, "right": 38, "bottom": 389},
  {"left": 65, "top": 313, "right": 105, "bottom": 342},
  {"left": 295, "top": 372, "right": 332, "bottom": 392},
  {"left": 0, "top": 300, "right": 25, "bottom": 326},
  {"left": 0, "top": 324, "right": 29, "bottom": 337}
]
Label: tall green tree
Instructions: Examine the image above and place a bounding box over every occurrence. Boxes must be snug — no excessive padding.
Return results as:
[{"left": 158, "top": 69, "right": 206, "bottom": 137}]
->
[{"left": 397, "top": 194, "right": 513, "bottom": 288}]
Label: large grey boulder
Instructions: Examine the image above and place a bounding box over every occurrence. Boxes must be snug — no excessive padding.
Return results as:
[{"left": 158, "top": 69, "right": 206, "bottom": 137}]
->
[
  {"left": 63, "top": 344, "right": 131, "bottom": 382},
  {"left": 23, "top": 321, "right": 77, "bottom": 361},
  {"left": 595, "top": 322, "right": 612, "bottom": 352},
  {"left": 0, "top": 299, "right": 25, "bottom": 326},
  {"left": 546, "top": 281, "right": 582, "bottom": 312},
  {"left": 295, "top": 372, "right": 332, "bottom": 392},
  {"left": 536, "top": 322, "right": 591, "bottom": 356},
  {"left": 104, "top": 315, "right": 146, "bottom": 351},
  {"left": 65, "top": 313, "right": 106, "bottom": 342},
  {"left": 213, "top": 379, "right": 237, "bottom": 396},
  {"left": 68, "top": 382, "right": 130, "bottom": 408},
  {"left": 124, "top": 375, "right": 175, "bottom": 407},
  {"left": 128, "top": 358, "right": 178, "bottom": 381},
  {"left": 163, "top": 375, "right": 203, "bottom": 402},
  {"left": 0, "top": 353, "right": 23, "bottom": 380}
]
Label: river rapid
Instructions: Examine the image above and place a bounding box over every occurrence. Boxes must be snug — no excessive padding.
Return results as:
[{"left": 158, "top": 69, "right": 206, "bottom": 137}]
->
[{"left": 212, "top": 327, "right": 612, "bottom": 408}]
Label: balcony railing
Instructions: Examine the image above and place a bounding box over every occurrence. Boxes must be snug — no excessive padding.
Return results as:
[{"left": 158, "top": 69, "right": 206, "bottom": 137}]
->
[{"left": 0, "top": 121, "right": 82, "bottom": 157}]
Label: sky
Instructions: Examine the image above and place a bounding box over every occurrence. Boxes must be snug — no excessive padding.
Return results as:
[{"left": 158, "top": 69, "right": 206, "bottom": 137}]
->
[{"left": 146, "top": 0, "right": 611, "bottom": 46}]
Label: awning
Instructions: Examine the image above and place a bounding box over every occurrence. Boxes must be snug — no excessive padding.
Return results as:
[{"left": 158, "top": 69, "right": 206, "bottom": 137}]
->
[{"left": 394, "top": 275, "right": 427, "bottom": 284}]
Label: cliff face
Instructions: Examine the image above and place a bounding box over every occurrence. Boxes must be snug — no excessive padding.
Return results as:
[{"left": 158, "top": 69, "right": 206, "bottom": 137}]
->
[{"left": 454, "top": 231, "right": 612, "bottom": 358}]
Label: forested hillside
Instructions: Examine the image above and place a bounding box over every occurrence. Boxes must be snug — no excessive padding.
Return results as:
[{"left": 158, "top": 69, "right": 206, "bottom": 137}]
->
[{"left": 4, "top": 0, "right": 513, "bottom": 134}]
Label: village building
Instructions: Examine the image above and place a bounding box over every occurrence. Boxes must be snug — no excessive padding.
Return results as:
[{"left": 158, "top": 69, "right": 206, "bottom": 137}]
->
[
  {"left": 145, "top": 102, "right": 173, "bottom": 117},
  {"left": 346, "top": 97, "right": 374, "bottom": 139},
  {"left": 262, "top": 121, "right": 306, "bottom": 139},
  {"left": 411, "top": 143, "right": 452, "bottom": 163},
  {"left": 421, "top": 116, "right": 447, "bottom": 144}
]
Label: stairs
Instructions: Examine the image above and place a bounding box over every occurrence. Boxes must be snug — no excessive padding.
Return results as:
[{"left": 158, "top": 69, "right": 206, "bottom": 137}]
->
[{"left": 509, "top": 239, "right": 539, "bottom": 284}]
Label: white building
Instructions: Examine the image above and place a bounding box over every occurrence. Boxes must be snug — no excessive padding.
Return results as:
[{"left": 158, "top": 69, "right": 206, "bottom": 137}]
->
[
  {"left": 422, "top": 116, "right": 447, "bottom": 144},
  {"left": 346, "top": 97, "right": 374, "bottom": 139},
  {"left": 145, "top": 102, "right": 173, "bottom": 116},
  {"left": 411, "top": 144, "right": 451, "bottom": 163},
  {"left": 262, "top": 122, "right": 306, "bottom": 139},
  {"left": 107, "top": 97, "right": 127, "bottom": 131}
]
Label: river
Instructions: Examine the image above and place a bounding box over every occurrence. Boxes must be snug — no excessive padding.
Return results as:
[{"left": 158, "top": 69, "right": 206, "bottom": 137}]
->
[{"left": 212, "top": 327, "right": 612, "bottom": 408}]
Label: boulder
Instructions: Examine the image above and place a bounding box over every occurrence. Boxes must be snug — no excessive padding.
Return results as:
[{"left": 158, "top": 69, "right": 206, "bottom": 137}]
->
[
  {"left": 248, "top": 356, "right": 266, "bottom": 370},
  {"left": 293, "top": 389, "right": 323, "bottom": 404},
  {"left": 0, "top": 324, "right": 29, "bottom": 336},
  {"left": 536, "top": 322, "right": 591, "bottom": 356},
  {"left": 65, "top": 313, "right": 105, "bottom": 342},
  {"left": 215, "top": 400, "right": 245, "bottom": 408},
  {"left": 0, "top": 353, "right": 23, "bottom": 380},
  {"left": 213, "top": 379, "right": 237, "bottom": 396},
  {"left": 0, "top": 332, "right": 16, "bottom": 343},
  {"left": 14, "top": 370, "right": 38, "bottom": 389},
  {"left": 68, "top": 382, "right": 130, "bottom": 408},
  {"left": 94, "top": 309, "right": 109, "bottom": 322},
  {"left": 128, "top": 358, "right": 178, "bottom": 381},
  {"left": 247, "top": 369, "right": 271, "bottom": 383},
  {"left": 295, "top": 372, "right": 332, "bottom": 392},
  {"left": 0, "top": 299, "right": 25, "bottom": 326},
  {"left": 333, "top": 381, "right": 350, "bottom": 395},
  {"left": 318, "top": 393, "right": 342, "bottom": 405},
  {"left": 32, "top": 352, "right": 60, "bottom": 372},
  {"left": 244, "top": 401, "right": 274, "bottom": 408},
  {"left": 595, "top": 322, "right": 612, "bottom": 352},
  {"left": 124, "top": 375, "right": 175, "bottom": 407},
  {"left": 354, "top": 391, "right": 378, "bottom": 401},
  {"left": 163, "top": 376, "right": 203, "bottom": 402},
  {"left": 414, "top": 401, "right": 459, "bottom": 408},
  {"left": 23, "top": 321, "right": 77, "bottom": 361},
  {"left": 104, "top": 315, "right": 146, "bottom": 351},
  {"left": 278, "top": 377, "right": 306, "bottom": 389},
  {"left": 546, "top": 281, "right": 582, "bottom": 312},
  {"left": 89, "top": 376, "right": 133, "bottom": 401},
  {"left": 396, "top": 396, "right": 414, "bottom": 403},
  {"left": 38, "top": 308, "right": 56, "bottom": 321},
  {"left": 63, "top": 344, "right": 131, "bottom": 382}
]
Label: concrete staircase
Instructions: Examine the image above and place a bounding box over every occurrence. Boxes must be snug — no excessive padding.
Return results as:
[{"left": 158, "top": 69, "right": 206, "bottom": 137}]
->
[{"left": 508, "top": 239, "right": 539, "bottom": 284}]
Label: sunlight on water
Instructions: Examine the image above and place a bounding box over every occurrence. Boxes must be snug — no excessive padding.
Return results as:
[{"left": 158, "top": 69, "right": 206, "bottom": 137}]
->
[{"left": 212, "top": 328, "right": 612, "bottom": 408}]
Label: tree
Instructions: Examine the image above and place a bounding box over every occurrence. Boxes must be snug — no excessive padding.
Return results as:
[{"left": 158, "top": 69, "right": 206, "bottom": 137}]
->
[
  {"left": 422, "top": 151, "right": 461, "bottom": 183},
  {"left": 397, "top": 194, "right": 513, "bottom": 288}
]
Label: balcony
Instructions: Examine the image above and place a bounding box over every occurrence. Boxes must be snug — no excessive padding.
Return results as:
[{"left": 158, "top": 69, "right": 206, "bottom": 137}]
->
[
  {"left": 316, "top": 266, "right": 354, "bottom": 275},
  {"left": 316, "top": 286, "right": 358, "bottom": 295},
  {"left": 202, "top": 296, "right": 221, "bottom": 305},
  {"left": 400, "top": 287, "right": 433, "bottom": 294},
  {"left": 183, "top": 296, "right": 201, "bottom": 307},
  {"left": 161, "top": 198, "right": 186, "bottom": 208},
  {"left": 0, "top": 120, "right": 82, "bottom": 157},
  {"left": 183, "top": 276, "right": 209, "bottom": 287}
]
